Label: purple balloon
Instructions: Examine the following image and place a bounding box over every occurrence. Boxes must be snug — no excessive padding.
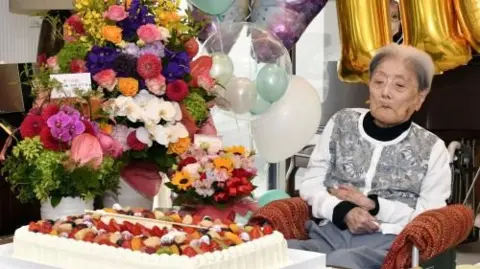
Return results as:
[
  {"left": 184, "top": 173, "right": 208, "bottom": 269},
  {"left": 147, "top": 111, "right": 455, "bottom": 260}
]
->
[
  {"left": 251, "top": 0, "right": 328, "bottom": 50},
  {"left": 190, "top": 0, "right": 249, "bottom": 43}
]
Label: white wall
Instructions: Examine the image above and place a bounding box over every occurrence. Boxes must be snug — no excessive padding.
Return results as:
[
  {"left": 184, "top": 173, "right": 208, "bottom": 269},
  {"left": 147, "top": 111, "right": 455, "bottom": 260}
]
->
[{"left": 0, "top": 0, "right": 41, "bottom": 63}]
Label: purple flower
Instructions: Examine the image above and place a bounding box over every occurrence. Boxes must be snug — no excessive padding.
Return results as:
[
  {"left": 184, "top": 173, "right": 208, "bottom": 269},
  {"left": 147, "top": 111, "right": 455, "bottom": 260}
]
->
[
  {"left": 139, "top": 41, "right": 165, "bottom": 58},
  {"left": 162, "top": 49, "right": 190, "bottom": 82},
  {"left": 60, "top": 105, "right": 81, "bottom": 120},
  {"left": 113, "top": 53, "right": 138, "bottom": 77},
  {"left": 118, "top": 0, "right": 155, "bottom": 40},
  {"left": 86, "top": 46, "right": 119, "bottom": 75},
  {"left": 47, "top": 111, "right": 71, "bottom": 130},
  {"left": 122, "top": 43, "right": 140, "bottom": 57},
  {"left": 46, "top": 111, "right": 86, "bottom": 142}
]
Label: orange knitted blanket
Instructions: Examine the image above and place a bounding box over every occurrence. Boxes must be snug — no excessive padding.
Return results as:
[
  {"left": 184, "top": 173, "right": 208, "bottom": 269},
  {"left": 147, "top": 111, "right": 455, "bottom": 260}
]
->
[
  {"left": 249, "top": 197, "right": 309, "bottom": 240},
  {"left": 382, "top": 205, "right": 474, "bottom": 269}
]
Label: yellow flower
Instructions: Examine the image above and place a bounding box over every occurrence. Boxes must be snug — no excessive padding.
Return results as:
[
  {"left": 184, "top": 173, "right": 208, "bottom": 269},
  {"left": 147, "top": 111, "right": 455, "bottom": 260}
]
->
[
  {"left": 118, "top": 78, "right": 139, "bottom": 97},
  {"left": 213, "top": 157, "right": 234, "bottom": 172},
  {"left": 225, "top": 146, "right": 247, "bottom": 156},
  {"left": 168, "top": 137, "right": 191, "bottom": 155},
  {"left": 171, "top": 171, "right": 194, "bottom": 191},
  {"left": 102, "top": 25, "right": 123, "bottom": 44},
  {"left": 100, "top": 123, "right": 113, "bottom": 135}
]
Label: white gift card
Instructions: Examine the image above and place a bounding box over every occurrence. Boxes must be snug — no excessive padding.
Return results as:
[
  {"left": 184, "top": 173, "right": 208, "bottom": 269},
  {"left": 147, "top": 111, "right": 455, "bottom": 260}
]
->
[{"left": 50, "top": 73, "right": 92, "bottom": 99}]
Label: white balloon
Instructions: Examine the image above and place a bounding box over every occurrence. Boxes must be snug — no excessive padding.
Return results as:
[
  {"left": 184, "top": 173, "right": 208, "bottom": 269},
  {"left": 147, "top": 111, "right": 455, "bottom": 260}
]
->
[
  {"left": 210, "top": 52, "right": 234, "bottom": 86},
  {"left": 225, "top": 77, "right": 257, "bottom": 114},
  {"left": 252, "top": 76, "right": 322, "bottom": 163}
]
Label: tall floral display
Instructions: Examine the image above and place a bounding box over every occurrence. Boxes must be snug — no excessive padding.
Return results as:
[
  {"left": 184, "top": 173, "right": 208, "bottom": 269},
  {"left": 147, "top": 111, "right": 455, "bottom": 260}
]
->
[{"left": 3, "top": 0, "right": 219, "bottom": 211}]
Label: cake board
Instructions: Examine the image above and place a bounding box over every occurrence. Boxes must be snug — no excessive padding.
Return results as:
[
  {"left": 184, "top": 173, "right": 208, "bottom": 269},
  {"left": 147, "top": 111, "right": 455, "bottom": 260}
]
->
[{"left": 0, "top": 244, "right": 326, "bottom": 269}]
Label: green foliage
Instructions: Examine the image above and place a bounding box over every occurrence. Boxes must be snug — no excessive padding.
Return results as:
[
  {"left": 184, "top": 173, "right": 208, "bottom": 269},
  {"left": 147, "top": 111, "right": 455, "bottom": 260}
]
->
[
  {"left": 1, "top": 137, "right": 123, "bottom": 205},
  {"left": 57, "top": 42, "right": 90, "bottom": 73},
  {"left": 183, "top": 92, "right": 209, "bottom": 124}
]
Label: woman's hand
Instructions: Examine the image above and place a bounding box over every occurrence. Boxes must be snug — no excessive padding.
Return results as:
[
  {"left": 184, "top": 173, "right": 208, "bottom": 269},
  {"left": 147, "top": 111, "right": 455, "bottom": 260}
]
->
[
  {"left": 330, "top": 185, "right": 376, "bottom": 211},
  {"left": 344, "top": 207, "right": 380, "bottom": 234}
]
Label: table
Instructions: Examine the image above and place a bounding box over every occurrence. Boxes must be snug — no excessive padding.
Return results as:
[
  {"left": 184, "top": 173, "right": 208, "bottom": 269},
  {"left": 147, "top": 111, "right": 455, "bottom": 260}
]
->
[{"left": 0, "top": 244, "right": 327, "bottom": 269}]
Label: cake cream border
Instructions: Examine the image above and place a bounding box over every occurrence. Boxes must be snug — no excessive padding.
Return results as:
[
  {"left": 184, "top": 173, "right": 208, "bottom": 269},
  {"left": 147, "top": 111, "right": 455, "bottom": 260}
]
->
[{"left": 13, "top": 226, "right": 288, "bottom": 268}]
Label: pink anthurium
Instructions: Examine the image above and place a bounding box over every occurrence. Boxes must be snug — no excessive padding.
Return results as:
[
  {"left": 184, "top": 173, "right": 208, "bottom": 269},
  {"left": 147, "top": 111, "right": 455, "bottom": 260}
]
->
[
  {"left": 121, "top": 162, "right": 162, "bottom": 198},
  {"left": 70, "top": 133, "right": 103, "bottom": 169}
]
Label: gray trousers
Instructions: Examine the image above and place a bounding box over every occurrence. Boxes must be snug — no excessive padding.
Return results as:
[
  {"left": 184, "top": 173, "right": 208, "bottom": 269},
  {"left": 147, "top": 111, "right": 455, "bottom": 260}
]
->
[{"left": 288, "top": 221, "right": 395, "bottom": 269}]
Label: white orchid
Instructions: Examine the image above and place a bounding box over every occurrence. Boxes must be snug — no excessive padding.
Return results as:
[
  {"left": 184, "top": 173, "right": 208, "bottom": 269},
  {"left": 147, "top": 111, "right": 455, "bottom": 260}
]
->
[
  {"left": 144, "top": 98, "right": 177, "bottom": 125},
  {"left": 165, "top": 123, "right": 189, "bottom": 144},
  {"left": 135, "top": 127, "right": 153, "bottom": 147},
  {"left": 113, "top": 96, "right": 134, "bottom": 117},
  {"left": 147, "top": 124, "right": 169, "bottom": 146},
  {"left": 113, "top": 96, "right": 144, "bottom": 122},
  {"left": 134, "top": 90, "right": 156, "bottom": 108},
  {"left": 172, "top": 102, "right": 183, "bottom": 122}
]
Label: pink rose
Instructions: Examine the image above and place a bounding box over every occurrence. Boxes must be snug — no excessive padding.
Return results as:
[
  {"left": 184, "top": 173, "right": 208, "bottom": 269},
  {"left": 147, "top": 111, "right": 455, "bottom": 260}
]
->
[
  {"left": 137, "top": 24, "right": 162, "bottom": 43},
  {"left": 197, "top": 72, "right": 215, "bottom": 91},
  {"left": 97, "top": 132, "right": 124, "bottom": 158},
  {"left": 145, "top": 74, "right": 166, "bottom": 95},
  {"left": 46, "top": 56, "right": 59, "bottom": 72},
  {"left": 104, "top": 5, "right": 128, "bottom": 21},
  {"left": 70, "top": 134, "right": 103, "bottom": 169},
  {"left": 93, "top": 69, "right": 117, "bottom": 91}
]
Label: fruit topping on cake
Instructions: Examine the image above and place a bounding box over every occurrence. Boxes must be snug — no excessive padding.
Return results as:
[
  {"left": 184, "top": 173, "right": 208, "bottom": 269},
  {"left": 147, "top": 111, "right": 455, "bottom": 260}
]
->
[{"left": 27, "top": 207, "right": 272, "bottom": 257}]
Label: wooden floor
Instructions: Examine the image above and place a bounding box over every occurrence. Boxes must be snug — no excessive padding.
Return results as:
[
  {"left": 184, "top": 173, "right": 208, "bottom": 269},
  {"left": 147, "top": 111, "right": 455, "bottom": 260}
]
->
[{"left": 457, "top": 240, "right": 480, "bottom": 265}]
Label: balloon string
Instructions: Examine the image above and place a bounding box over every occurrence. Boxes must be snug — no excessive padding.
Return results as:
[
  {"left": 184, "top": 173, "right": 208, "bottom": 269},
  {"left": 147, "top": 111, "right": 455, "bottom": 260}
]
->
[
  {"left": 215, "top": 15, "right": 225, "bottom": 53},
  {"left": 245, "top": 0, "right": 255, "bottom": 21}
]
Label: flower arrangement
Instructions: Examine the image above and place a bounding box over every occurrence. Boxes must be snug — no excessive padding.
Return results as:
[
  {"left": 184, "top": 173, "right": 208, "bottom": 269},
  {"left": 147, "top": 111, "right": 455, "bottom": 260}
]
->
[
  {"left": 1, "top": 102, "right": 123, "bottom": 207},
  {"left": 26, "top": 0, "right": 219, "bottom": 199},
  {"left": 166, "top": 136, "right": 257, "bottom": 207}
]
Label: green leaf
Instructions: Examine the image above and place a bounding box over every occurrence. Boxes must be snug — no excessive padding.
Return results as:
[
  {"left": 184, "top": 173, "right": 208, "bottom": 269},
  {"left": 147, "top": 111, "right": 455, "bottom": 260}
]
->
[{"left": 50, "top": 196, "right": 62, "bottom": 208}]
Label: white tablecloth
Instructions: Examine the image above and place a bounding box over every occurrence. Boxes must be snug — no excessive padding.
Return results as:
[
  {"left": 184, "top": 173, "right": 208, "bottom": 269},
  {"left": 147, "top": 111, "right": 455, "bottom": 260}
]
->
[{"left": 0, "top": 244, "right": 326, "bottom": 269}]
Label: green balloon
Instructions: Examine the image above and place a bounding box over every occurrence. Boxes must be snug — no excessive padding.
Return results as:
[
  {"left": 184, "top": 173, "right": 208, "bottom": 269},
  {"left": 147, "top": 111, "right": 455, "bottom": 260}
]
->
[
  {"left": 189, "top": 0, "right": 235, "bottom": 15},
  {"left": 256, "top": 64, "right": 289, "bottom": 103},
  {"left": 250, "top": 94, "right": 271, "bottom": 115}
]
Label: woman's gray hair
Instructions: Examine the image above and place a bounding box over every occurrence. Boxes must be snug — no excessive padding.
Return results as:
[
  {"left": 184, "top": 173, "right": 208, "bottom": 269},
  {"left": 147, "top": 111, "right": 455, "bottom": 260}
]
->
[{"left": 369, "top": 44, "right": 435, "bottom": 92}]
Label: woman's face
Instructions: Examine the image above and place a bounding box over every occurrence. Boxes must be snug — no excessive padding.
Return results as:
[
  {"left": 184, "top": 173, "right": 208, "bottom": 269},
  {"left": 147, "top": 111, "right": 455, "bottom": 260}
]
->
[{"left": 369, "top": 57, "right": 427, "bottom": 126}]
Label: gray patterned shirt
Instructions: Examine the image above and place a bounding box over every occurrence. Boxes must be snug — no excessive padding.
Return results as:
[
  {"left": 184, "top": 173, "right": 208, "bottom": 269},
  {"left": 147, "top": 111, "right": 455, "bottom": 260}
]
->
[{"left": 300, "top": 108, "right": 452, "bottom": 235}]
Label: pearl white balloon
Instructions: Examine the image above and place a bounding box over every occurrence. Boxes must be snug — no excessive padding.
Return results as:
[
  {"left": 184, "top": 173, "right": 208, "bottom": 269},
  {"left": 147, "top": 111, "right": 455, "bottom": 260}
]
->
[
  {"left": 252, "top": 76, "right": 322, "bottom": 163},
  {"left": 225, "top": 77, "right": 257, "bottom": 114},
  {"left": 210, "top": 52, "right": 234, "bottom": 86}
]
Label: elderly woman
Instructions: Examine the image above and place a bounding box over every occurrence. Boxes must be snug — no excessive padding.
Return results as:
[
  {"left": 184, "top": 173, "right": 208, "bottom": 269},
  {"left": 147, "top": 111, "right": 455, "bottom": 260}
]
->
[{"left": 288, "top": 44, "right": 451, "bottom": 269}]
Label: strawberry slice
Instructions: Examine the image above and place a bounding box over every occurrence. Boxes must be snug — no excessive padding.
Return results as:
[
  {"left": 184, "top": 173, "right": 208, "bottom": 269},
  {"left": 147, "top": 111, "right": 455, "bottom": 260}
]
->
[
  {"left": 107, "top": 219, "right": 121, "bottom": 233},
  {"left": 122, "top": 221, "right": 134, "bottom": 233},
  {"left": 210, "top": 240, "right": 221, "bottom": 251},
  {"left": 83, "top": 231, "right": 96, "bottom": 243},
  {"left": 94, "top": 234, "right": 111, "bottom": 246},
  {"left": 96, "top": 220, "right": 108, "bottom": 231},
  {"left": 28, "top": 222, "right": 40, "bottom": 232},
  {"left": 183, "top": 246, "right": 198, "bottom": 257},
  {"left": 192, "top": 215, "right": 202, "bottom": 225},
  {"left": 151, "top": 226, "right": 163, "bottom": 237},
  {"left": 199, "top": 242, "right": 211, "bottom": 253},
  {"left": 263, "top": 225, "right": 273, "bottom": 235},
  {"left": 130, "top": 223, "right": 142, "bottom": 236}
]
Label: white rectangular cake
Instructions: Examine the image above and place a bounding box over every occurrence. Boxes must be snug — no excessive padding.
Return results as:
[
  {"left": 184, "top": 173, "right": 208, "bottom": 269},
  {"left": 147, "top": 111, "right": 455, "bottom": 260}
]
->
[{"left": 12, "top": 209, "right": 290, "bottom": 269}]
